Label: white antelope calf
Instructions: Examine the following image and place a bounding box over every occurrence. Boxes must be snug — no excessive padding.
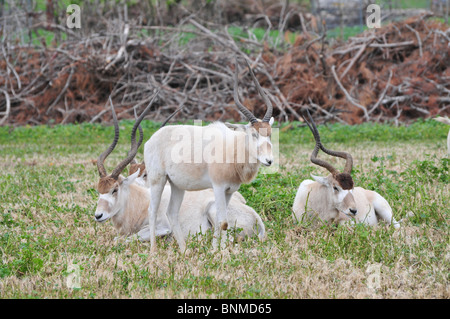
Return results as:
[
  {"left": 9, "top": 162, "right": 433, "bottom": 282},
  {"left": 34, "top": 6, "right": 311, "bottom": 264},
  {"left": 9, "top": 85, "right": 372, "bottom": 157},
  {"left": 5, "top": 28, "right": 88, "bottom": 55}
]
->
[
  {"left": 433, "top": 116, "right": 450, "bottom": 155},
  {"left": 292, "top": 110, "right": 400, "bottom": 229},
  {"left": 144, "top": 57, "right": 275, "bottom": 251}
]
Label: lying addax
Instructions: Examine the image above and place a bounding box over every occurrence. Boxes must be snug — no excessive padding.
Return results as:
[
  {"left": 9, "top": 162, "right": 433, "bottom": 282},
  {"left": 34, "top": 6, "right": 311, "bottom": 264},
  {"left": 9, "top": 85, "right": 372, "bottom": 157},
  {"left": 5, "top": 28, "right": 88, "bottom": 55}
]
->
[
  {"left": 94, "top": 94, "right": 158, "bottom": 231},
  {"left": 111, "top": 179, "right": 266, "bottom": 243},
  {"left": 292, "top": 110, "right": 400, "bottom": 228},
  {"left": 144, "top": 57, "right": 274, "bottom": 251}
]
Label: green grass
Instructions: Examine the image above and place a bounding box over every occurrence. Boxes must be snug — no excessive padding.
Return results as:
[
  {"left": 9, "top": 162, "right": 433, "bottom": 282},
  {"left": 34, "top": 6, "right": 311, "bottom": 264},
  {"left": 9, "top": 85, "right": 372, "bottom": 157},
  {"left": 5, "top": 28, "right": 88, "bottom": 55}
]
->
[
  {"left": 0, "top": 119, "right": 448, "bottom": 298},
  {"left": 1, "top": 118, "right": 446, "bottom": 147},
  {"left": 327, "top": 25, "right": 369, "bottom": 41},
  {"left": 227, "top": 26, "right": 297, "bottom": 46},
  {"left": 375, "top": 0, "right": 431, "bottom": 9},
  {"left": 24, "top": 29, "right": 68, "bottom": 47}
]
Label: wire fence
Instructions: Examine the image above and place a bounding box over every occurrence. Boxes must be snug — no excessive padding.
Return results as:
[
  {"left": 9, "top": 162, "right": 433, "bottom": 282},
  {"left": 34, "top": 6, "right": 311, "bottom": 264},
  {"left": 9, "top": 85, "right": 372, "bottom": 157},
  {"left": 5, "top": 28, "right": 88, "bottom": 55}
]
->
[{"left": 311, "top": 0, "right": 449, "bottom": 37}]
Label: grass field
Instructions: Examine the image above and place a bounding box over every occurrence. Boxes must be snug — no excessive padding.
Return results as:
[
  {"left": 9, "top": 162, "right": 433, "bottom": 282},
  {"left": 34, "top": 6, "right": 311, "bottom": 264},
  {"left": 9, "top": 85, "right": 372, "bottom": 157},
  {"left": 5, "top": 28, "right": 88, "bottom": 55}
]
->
[{"left": 0, "top": 119, "right": 448, "bottom": 299}]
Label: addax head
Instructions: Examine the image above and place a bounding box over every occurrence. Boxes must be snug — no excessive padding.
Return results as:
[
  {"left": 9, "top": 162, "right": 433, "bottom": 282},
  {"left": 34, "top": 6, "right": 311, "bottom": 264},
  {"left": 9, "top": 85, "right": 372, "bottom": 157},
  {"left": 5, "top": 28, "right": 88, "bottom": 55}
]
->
[
  {"left": 233, "top": 56, "right": 274, "bottom": 166},
  {"left": 302, "top": 109, "right": 357, "bottom": 218}
]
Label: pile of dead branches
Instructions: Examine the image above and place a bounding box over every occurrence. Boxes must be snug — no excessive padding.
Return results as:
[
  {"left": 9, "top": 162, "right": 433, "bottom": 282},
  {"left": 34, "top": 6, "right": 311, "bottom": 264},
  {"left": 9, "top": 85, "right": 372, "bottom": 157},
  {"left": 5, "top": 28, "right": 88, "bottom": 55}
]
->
[
  {"left": 269, "top": 16, "right": 450, "bottom": 124},
  {"left": 0, "top": 15, "right": 448, "bottom": 126},
  {"left": 0, "top": 14, "right": 297, "bottom": 125}
]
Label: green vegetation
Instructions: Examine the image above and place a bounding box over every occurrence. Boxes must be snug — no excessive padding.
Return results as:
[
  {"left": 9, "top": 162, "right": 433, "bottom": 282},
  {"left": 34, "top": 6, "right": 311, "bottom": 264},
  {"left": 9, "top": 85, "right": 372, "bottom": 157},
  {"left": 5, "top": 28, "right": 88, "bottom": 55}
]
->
[
  {"left": 0, "top": 119, "right": 448, "bottom": 298},
  {"left": 375, "top": 0, "right": 431, "bottom": 9},
  {"left": 8, "top": 0, "right": 448, "bottom": 49},
  {"left": 1, "top": 118, "right": 446, "bottom": 150},
  {"left": 327, "top": 25, "right": 366, "bottom": 41},
  {"left": 227, "top": 26, "right": 298, "bottom": 46}
]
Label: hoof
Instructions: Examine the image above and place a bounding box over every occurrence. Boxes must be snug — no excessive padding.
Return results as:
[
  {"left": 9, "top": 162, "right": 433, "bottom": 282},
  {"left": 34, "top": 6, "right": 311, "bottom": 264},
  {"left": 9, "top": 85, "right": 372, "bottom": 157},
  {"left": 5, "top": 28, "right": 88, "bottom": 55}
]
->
[{"left": 220, "top": 221, "right": 228, "bottom": 231}]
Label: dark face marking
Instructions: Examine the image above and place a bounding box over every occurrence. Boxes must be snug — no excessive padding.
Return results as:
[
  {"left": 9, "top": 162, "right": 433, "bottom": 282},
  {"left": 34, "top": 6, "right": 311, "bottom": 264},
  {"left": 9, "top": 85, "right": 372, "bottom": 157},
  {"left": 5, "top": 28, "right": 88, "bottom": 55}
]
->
[
  {"left": 252, "top": 122, "right": 272, "bottom": 137},
  {"left": 334, "top": 173, "right": 354, "bottom": 190},
  {"left": 97, "top": 177, "right": 118, "bottom": 194}
]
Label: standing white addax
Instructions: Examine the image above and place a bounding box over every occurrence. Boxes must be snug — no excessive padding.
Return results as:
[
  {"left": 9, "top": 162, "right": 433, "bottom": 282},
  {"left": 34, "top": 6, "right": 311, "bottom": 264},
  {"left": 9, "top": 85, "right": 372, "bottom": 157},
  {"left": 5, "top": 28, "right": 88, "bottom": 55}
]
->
[
  {"left": 93, "top": 107, "right": 266, "bottom": 242},
  {"left": 292, "top": 109, "right": 400, "bottom": 228},
  {"left": 144, "top": 57, "right": 275, "bottom": 252}
]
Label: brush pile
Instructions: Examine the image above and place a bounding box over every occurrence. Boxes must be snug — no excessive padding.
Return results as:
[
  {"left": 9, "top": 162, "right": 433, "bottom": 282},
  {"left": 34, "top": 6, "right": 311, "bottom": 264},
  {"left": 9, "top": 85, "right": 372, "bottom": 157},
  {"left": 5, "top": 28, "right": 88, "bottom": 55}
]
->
[
  {"left": 0, "top": 15, "right": 448, "bottom": 126},
  {"left": 270, "top": 16, "right": 450, "bottom": 124}
]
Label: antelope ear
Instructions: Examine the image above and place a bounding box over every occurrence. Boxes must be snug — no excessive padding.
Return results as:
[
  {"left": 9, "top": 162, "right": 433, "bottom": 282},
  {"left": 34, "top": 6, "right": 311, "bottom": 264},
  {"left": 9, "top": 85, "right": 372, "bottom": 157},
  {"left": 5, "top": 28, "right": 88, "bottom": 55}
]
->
[
  {"left": 123, "top": 168, "right": 140, "bottom": 186},
  {"left": 269, "top": 117, "right": 274, "bottom": 126},
  {"left": 311, "top": 174, "right": 329, "bottom": 187}
]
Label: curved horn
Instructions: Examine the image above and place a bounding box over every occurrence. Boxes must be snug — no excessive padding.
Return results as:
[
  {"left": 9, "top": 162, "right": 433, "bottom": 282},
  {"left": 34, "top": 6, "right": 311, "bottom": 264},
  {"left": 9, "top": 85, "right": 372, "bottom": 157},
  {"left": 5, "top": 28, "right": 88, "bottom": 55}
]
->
[
  {"left": 97, "top": 97, "right": 120, "bottom": 178},
  {"left": 160, "top": 103, "right": 185, "bottom": 129},
  {"left": 234, "top": 57, "right": 258, "bottom": 124},
  {"left": 302, "top": 109, "right": 353, "bottom": 175},
  {"left": 243, "top": 58, "right": 273, "bottom": 123},
  {"left": 128, "top": 107, "right": 144, "bottom": 165},
  {"left": 110, "top": 89, "right": 160, "bottom": 179},
  {"left": 134, "top": 108, "right": 144, "bottom": 149},
  {"left": 320, "top": 142, "right": 353, "bottom": 174},
  {"left": 301, "top": 109, "right": 338, "bottom": 175},
  {"left": 311, "top": 114, "right": 353, "bottom": 174}
]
